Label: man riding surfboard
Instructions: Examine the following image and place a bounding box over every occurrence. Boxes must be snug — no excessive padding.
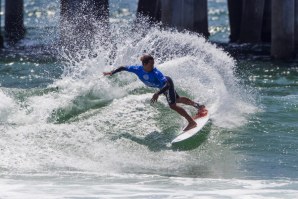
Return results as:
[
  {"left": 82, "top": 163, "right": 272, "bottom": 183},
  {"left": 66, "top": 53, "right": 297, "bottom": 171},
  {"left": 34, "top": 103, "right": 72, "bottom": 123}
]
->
[{"left": 103, "top": 54, "right": 207, "bottom": 131}]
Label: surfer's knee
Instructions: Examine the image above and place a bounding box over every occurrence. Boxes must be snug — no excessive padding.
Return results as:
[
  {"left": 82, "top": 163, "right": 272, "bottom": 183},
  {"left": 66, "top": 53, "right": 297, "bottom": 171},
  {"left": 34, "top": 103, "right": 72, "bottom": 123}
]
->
[{"left": 169, "top": 103, "right": 177, "bottom": 110}]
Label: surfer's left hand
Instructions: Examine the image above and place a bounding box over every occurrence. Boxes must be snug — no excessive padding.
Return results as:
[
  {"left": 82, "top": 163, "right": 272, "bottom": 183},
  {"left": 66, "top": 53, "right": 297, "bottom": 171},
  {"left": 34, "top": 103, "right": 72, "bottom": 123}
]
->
[
  {"left": 151, "top": 93, "right": 159, "bottom": 104},
  {"left": 103, "top": 72, "right": 112, "bottom": 76}
]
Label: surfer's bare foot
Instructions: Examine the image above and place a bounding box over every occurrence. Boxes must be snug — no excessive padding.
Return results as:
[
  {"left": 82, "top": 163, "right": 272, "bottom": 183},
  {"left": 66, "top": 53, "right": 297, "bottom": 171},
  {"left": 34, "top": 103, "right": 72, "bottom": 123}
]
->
[
  {"left": 183, "top": 121, "right": 197, "bottom": 131},
  {"left": 198, "top": 105, "right": 205, "bottom": 109},
  {"left": 193, "top": 106, "right": 208, "bottom": 119}
]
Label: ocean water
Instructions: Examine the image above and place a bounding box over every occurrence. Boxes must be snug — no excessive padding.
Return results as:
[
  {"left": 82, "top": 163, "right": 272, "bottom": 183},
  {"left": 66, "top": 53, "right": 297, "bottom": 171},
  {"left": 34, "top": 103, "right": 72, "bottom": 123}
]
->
[{"left": 0, "top": 0, "right": 298, "bottom": 198}]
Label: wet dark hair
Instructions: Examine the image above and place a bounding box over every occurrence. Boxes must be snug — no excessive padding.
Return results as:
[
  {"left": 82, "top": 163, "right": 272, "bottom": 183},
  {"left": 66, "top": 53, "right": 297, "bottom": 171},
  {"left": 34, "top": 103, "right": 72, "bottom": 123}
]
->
[{"left": 141, "top": 54, "right": 154, "bottom": 65}]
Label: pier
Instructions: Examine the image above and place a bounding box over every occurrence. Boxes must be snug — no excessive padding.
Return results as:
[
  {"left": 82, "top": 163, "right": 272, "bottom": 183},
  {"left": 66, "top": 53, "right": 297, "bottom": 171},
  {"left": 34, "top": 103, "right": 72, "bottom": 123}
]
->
[{"left": 1, "top": 0, "right": 298, "bottom": 59}]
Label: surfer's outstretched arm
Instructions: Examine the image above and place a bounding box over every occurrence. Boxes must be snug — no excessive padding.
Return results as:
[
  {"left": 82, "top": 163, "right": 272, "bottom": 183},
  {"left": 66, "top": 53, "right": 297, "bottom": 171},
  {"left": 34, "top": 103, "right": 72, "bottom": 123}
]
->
[{"left": 103, "top": 66, "right": 126, "bottom": 76}]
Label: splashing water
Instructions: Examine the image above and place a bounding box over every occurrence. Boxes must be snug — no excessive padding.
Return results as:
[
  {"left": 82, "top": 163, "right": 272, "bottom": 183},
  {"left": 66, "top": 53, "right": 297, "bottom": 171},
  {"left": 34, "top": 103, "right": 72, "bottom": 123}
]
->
[
  {"left": 57, "top": 18, "right": 256, "bottom": 128},
  {"left": 0, "top": 17, "right": 257, "bottom": 176}
]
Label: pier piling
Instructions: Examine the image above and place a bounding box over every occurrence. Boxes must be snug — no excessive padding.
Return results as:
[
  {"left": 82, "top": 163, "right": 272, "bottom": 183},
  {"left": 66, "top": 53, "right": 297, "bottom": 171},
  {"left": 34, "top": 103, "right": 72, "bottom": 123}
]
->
[
  {"left": 60, "top": 0, "right": 109, "bottom": 50},
  {"left": 5, "top": 0, "right": 25, "bottom": 43},
  {"left": 160, "top": 0, "right": 172, "bottom": 26},
  {"left": 239, "top": 0, "right": 265, "bottom": 43},
  {"left": 161, "top": 0, "right": 209, "bottom": 37},
  {"left": 61, "top": 0, "right": 108, "bottom": 22},
  {"left": 137, "top": 0, "right": 161, "bottom": 22},
  {"left": 171, "top": 0, "right": 193, "bottom": 31},
  {"left": 0, "top": 0, "right": 3, "bottom": 48},
  {"left": 261, "top": 0, "right": 271, "bottom": 42},
  {"left": 227, "top": 0, "right": 242, "bottom": 42},
  {"left": 194, "top": 0, "right": 209, "bottom": 37},
  {"left": 271, "top": 0, "right": 295, "bottom": 59},
  {"left": 295, "top": 0, "right": 298, "bottom": 47}
]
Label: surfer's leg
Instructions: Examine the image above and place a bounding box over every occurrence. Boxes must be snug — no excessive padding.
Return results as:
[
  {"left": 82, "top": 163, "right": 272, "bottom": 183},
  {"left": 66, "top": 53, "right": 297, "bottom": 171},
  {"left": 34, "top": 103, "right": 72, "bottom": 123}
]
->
[
  {"left": 176, "top": 96, "right": 205, "bottom": 110},
  {"left": 176, "top": 97, "right": 197, "bottom": 106},
  {"left": 176, "top": 96, "right": 207, "bottom": 118},
  {"left": 164, "top": 77, "right": 197, "bottom": 131},
  {"left": 169, "top": 103, "right": 197, "bottom": 131}
]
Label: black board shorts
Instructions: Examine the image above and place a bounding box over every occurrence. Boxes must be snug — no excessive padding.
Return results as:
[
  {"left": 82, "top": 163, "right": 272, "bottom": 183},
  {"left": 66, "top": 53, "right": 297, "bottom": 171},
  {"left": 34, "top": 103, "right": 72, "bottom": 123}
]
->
[{"left": 164, "top": 76, "right": 180, "bottom": 105}]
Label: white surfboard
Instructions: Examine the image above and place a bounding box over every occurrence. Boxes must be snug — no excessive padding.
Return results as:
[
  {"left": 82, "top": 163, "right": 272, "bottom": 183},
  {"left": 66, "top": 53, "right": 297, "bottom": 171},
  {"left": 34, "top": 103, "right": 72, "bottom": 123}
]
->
[{"left": 171, "top": 112, "right": 210, "bottom": 144}]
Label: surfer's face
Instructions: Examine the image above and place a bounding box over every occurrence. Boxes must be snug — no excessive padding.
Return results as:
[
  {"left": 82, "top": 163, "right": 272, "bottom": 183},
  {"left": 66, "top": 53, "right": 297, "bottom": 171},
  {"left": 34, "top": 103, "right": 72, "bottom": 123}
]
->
[{"left": 142, "top": 59, "right": 154, "bottom": 72}]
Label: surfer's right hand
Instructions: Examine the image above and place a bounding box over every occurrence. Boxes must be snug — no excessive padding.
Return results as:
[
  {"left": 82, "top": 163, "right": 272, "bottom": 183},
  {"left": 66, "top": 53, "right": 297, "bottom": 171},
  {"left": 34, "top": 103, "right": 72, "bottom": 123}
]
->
[{"left": 150, "top": 93, "right": 159, "bottom": 104}]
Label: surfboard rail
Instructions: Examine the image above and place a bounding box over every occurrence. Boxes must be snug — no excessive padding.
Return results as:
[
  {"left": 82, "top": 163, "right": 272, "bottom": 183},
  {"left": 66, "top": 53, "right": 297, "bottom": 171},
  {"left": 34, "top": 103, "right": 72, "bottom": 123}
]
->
[{"left": 171, "top": 112, "right": 210, "bottom": 144}]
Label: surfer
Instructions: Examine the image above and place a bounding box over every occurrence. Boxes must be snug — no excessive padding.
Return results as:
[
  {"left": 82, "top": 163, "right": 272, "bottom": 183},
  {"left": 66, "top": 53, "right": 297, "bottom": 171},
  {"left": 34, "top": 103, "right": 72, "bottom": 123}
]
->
[{"left": 103, "top": 54, "right": 207, "bottom": 131}]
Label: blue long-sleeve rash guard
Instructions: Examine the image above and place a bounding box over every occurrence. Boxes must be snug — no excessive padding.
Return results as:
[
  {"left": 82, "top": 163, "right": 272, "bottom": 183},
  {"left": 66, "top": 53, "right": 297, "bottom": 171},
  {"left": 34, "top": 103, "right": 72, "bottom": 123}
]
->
[{"left": 111, "top": 65, "right": 170, "bottom": 94}]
